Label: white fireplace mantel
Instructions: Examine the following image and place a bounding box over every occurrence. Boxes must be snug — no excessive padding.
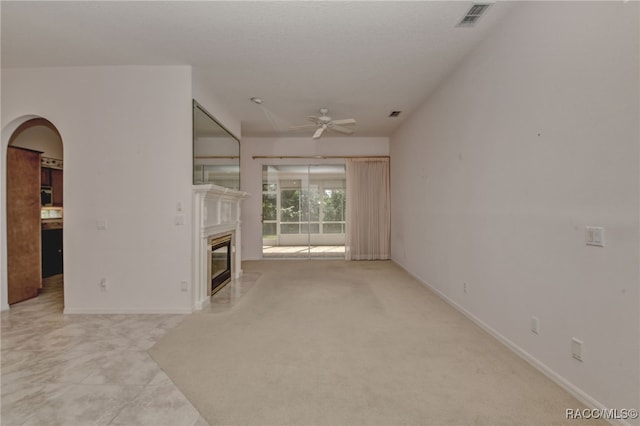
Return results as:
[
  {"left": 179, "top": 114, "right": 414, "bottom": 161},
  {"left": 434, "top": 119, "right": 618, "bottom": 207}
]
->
[{"left": 192, "top": 184, "right": 248, "bottom": 311}]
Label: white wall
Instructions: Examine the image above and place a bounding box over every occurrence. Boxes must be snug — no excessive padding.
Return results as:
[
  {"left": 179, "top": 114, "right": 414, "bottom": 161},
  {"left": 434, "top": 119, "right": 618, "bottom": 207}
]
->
[
  {"left": 391, "top": 2, "right": 639, "bottom": 417},
  {"left": 241, "top": 137, "right": 389, "bottom": 259},
  {"left": 2, "top": 66, "right": 194, "bottom": 313},
  {"left": 192, "top": 67, "right": 241, "bottom": 140}
]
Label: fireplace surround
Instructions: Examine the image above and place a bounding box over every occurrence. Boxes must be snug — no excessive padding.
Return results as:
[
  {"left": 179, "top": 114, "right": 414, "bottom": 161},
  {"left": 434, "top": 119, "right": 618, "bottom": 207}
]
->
[{"left": 193, "top": 184, "right": 247, "bottom": 310}]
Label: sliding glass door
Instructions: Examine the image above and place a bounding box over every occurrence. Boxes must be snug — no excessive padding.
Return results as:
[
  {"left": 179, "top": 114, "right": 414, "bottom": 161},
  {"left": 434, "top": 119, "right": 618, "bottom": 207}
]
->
[{"left": 262, "top": 164, "right": 346, "bottom": 259}]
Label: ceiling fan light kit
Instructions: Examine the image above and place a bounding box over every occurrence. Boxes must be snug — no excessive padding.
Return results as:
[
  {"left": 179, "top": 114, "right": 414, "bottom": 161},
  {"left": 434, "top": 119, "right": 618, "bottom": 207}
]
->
[{"left": 290, "top": 108, "right": 357, "bottom": 139}]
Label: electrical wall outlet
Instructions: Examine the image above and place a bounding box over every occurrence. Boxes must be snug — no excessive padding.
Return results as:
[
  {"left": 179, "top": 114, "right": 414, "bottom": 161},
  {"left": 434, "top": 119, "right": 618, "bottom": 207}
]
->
[
  {"left": 531, "top": 316, "right": 539, "bottom": 334},
  {"left": 180, "top": 281, "right": 188, "bottom": 292}
]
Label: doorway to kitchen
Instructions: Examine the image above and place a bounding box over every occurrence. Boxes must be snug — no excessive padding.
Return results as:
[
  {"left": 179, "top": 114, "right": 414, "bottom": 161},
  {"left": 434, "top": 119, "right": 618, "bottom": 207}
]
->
[
  {"left": 262, "top": 164, "right": 346, "bottom": 259},
  {"left": 6, "top": 117, "right": 64, "bottom": 305}
]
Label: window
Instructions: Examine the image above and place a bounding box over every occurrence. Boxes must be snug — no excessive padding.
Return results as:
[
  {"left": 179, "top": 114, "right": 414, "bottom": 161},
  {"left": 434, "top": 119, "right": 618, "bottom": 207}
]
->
[
  {"left": 322, "top": 188, "right": 345, "bottom": 234},
  {"left": 262, "top": 165, "right": 346, "bottom": 258},
  {"left": 262, "top": 183, "right": 277, "bottom": 238}
]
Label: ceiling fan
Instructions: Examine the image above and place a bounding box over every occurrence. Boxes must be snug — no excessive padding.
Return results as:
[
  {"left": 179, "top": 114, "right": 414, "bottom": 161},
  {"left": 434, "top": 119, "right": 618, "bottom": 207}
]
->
[{"left": 290, "top": 108, "right": 357, "bottom": 139}]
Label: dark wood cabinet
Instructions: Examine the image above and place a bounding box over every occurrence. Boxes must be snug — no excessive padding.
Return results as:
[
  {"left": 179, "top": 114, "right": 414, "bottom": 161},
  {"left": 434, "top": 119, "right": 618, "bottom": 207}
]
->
[
  {"left": 7, "top": 146, "right": 42, "bottom": 304},
  {"left": 41, "top": 167, "right": 63, "bottom": 206},
  {"left": 41, "top": 167, "right": 51, "bottom": 186},
  {"left": 42, "top": 229, "right": 63, "bottom": 277},
  {"left": 51, "top": 169, "right": 63, "bottom": 206}
]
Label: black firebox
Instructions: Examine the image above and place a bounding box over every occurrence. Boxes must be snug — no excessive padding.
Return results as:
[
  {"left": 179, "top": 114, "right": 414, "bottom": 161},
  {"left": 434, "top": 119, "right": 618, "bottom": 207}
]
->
[{"left": 210, "top": 235, "right": 232, "bottom": 295}]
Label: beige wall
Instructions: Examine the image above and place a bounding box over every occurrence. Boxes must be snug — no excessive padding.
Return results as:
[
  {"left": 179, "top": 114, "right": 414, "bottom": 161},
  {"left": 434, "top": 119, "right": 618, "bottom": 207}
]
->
[
  {"left": 2, "top": 66, "right": 194, "bottom": 313},
  {"left": 390, "top": 2, "right": 639, "bottom": 417}
]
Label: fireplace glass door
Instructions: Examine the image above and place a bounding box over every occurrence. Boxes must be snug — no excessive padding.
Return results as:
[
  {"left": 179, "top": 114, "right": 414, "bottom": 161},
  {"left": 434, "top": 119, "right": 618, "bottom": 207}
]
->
[{"left": 210, "top": 236, "right": 231, "bottom": 295}]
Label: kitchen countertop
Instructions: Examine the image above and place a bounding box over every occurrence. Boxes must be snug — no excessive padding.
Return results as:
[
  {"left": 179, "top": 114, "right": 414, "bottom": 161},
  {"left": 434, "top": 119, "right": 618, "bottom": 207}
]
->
[{"left": 42, "top": 220, "right": 63, "bottom": 230}]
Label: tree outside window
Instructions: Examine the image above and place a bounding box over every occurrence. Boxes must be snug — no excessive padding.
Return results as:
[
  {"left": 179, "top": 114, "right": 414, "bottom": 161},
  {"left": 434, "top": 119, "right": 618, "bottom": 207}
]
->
[{"left": 262, "top": 179, "right": 346, "bottom": 236}]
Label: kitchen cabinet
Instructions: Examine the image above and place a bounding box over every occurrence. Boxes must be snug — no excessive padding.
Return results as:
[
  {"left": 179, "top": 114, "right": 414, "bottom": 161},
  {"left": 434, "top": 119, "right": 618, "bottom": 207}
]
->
[
  {"left": 42, "top": 228, "right": 63, "bottom": 277},
  {"left": 7, "top": 146, "right": 42, "bottom": 304},
  {"left": 41, "top": 167, "right": 63, "bottom": 206},
  {"left": 51, "top": 169, "right": 63, "bottom": 206},
  {"left": 41, "top": 167, "right": 51, "bottom": 186}
]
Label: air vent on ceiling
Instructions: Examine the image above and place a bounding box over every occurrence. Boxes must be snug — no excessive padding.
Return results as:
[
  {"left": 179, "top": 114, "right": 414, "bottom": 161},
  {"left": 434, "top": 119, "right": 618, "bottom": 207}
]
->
[
  {"left": 388, "top": 111, "right": 402, "bottom": 118},
  {"left": 457, "top": 3, "right": 491, "bottom": 27}
]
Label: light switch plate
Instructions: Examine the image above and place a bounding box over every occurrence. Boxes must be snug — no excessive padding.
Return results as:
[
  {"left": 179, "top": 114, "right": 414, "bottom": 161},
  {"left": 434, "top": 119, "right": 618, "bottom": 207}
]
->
[
  {"left": 571, "top": 338, "right": 583, "bottom": 361},
  {"left": 585, "top": 226, "right": 604, "bottom": 247},
  {"left": 174, "top": 215, "right": 185, "bottom": 226},
  {"left": 96, "top": 220, "right": 107, "bottom": 230}
]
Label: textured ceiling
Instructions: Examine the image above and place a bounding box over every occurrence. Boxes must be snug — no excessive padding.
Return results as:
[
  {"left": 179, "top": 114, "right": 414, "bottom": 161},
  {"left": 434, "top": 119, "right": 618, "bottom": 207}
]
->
[{"left": 1, "top": 1, "right": 516, "bottom": 138}]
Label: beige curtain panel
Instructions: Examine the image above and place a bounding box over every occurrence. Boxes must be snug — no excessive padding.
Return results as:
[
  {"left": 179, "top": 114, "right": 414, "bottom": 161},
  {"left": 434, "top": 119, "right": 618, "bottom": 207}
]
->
[{"left": 345, "top": 158, "right": 390, "bottom": 260}]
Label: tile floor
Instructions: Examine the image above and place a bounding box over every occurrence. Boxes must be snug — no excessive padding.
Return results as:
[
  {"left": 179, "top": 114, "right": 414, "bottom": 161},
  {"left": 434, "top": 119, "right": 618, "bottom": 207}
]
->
[
  {"left": 203, "top": 272, "right": 261, "bottom": 314},
  {"left": 1, "top": 276, "right": 220, "bottom": 426}
]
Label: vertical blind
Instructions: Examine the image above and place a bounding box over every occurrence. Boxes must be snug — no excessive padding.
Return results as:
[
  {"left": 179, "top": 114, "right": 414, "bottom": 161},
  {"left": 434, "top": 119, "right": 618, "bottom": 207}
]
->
[{"left": 345, "top": 158, "right": 390, "bottom": 260}]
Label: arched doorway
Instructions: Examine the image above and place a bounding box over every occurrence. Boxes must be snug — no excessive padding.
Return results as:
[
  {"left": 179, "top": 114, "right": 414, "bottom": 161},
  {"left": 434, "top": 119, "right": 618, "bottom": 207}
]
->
[{"left": 6, "top": 117, "right": 64, "bottom": 305}]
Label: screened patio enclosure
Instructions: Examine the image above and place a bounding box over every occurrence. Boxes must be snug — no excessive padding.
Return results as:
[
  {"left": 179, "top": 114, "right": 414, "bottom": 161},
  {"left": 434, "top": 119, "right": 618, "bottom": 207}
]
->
[{"left": 262, "top": 164, "right": 346, "bottom": 259}]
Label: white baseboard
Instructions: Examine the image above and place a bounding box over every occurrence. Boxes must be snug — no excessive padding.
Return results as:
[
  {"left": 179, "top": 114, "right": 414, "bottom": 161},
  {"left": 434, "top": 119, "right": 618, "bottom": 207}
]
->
[
  {"left": 1, "top": 303, "right": 10, "bottom": 312},
  {"left": 193, "top": 297, "right": 210, "bottom": 312},
  {"left": 391, "top": 258, "right": 632, "bottom": 426},
  {"left": 63, "top": 307, "right": 192, "bottom": 314}
]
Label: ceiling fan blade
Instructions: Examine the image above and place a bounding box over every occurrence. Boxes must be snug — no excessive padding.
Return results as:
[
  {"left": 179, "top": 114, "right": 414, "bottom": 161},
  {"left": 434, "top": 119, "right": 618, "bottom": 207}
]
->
[
  {"left": 289, "top": 124, "right": 318, "bottom": 130},
  {"left": 313, "top": 126, "right": 325, "bottom": 139},
  {"left": 331, "top": 118, "right": 356, "bottom": 126},
  {"left": 307, "top": 116, "right": 320, "bottom": 123},
  {"left": 330, "top": 125, "right": 354, "bottom": 135}
]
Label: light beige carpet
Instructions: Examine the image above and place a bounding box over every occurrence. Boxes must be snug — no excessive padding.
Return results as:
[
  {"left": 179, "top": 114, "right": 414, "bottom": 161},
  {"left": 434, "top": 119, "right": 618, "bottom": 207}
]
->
[{"left": 150, "top": 260, "right": 600, "bottom": 425}]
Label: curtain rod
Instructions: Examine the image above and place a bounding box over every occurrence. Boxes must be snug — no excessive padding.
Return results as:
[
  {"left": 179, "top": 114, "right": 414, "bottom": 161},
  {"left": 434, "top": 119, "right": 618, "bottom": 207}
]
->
[
  {"left": 195, "top": 156, "right": 240, "bottom": 159},
  {"left": 252, "top": 155, "right": 389, "bottom": 160}
]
